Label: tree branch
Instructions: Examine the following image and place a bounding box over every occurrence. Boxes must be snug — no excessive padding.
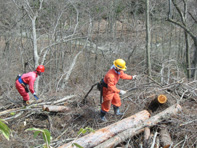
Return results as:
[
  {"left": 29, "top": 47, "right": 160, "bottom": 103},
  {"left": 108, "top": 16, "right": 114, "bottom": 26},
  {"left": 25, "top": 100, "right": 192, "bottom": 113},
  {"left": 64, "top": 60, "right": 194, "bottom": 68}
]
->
[
  {"left": 188, "top": 12, "right": 197, "bottom": 24},
  {"left": 171, "top": 0, "right": 185, "bottom": 25},
  {"left": 167, "top": 18, "right": 195, "bottom": 40}
]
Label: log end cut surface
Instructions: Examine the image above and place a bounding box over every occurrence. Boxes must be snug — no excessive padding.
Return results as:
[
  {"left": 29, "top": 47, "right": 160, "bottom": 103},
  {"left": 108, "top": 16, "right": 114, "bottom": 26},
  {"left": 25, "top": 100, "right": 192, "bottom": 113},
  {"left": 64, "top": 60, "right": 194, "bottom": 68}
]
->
[{"left": 157, "top": 95, "right": 167, "bottom": 104}]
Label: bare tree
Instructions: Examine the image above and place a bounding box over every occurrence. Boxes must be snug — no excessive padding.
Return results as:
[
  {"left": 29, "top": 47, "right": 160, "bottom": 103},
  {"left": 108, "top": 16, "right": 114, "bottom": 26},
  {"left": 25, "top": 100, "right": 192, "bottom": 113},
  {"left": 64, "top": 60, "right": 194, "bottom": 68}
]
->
[
  {"left": 167, "top": 0, "right": 197, "bottom": 79},
  {"left": 12, "top": 0, "right": 45, "bottom": 92},
  {"left": 146, "top": 0, "right": 152, "bottom": 77},
  {"left": 11, "top": 0, "right": 84, "bottom": 92}
]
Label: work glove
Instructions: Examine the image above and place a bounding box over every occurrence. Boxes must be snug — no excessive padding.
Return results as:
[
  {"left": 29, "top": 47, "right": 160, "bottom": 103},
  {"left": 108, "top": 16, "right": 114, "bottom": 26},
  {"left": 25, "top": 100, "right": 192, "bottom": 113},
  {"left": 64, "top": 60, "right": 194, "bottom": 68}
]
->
[
  {"left": 119, "top": 90, "right": 127, "bottom": 95},
  {"left": 132, "top": 75, "right": 137, "bottom": 80}
]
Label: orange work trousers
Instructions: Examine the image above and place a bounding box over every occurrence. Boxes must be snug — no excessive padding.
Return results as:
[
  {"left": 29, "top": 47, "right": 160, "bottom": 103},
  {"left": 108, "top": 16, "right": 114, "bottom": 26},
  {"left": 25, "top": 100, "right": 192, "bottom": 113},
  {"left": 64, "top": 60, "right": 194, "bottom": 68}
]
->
[{"left": 101, "top": 87, "right": 121, "bottom": 112}]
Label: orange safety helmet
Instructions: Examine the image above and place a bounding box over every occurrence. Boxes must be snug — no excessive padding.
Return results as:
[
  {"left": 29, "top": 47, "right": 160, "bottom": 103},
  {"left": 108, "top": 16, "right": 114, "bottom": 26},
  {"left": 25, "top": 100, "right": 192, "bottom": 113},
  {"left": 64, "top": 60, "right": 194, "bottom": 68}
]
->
[
  {"left": 36, "top": 65, "right": 45, "bottom": 73},
  {"left": 113, "top": 59, "right": 127, "bottom": 71}
]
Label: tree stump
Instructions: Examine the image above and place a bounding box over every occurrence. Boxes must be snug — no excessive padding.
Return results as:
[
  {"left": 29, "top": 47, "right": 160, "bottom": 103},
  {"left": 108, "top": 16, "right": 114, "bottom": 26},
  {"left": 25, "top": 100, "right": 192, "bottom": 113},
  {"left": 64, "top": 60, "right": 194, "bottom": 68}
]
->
[{"left": 148, "top": 94, "right": 168, "bottom": 112}]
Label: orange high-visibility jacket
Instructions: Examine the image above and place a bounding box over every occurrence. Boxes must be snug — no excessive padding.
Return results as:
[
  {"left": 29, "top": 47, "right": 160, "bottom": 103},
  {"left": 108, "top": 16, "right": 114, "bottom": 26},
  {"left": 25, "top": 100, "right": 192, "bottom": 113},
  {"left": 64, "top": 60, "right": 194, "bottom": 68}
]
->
[{"left": 101, "top": 68, "right": 133, "bottom": 112}]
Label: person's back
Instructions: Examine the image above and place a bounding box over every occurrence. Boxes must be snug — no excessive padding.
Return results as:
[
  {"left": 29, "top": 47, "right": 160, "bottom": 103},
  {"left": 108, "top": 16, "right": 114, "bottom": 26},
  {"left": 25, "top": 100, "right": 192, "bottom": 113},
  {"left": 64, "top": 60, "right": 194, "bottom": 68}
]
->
[
  {"left": 15, "top": 65, "right": 45, "bottom": 106},
  {"left": 21, "top": 71, "right": 37, "bottom": 94},
  {"left": 104, "top": 68, "right": 120, "bottom": 86}
]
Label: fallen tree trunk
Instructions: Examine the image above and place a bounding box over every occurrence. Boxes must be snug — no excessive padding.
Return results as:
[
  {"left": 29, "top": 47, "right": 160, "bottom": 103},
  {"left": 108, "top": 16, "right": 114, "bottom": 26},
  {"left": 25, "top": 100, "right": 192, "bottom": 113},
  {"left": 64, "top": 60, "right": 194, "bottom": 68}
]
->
[
  {"left": 0, "top": 95, "right": 76, "bottom": 116},
  {"left": 42, "top": 105, "right": 71, "bottom": 112},
  {"left": 38, "top": 95, "right": 77, "bottom": 106},
  {"left": 94, "top": 104, "right": 182, "bottom": 148},
  {"left": 0, "top": 108, "right": 20, "bottom": 116},
  {"left": 160, "top": 124, "right": 173, "bottom": 148},
  {"left": 94, "top": 129, "right": 144, "bottom": 148},
  {"left": 58, "top": 110, "right": 151, "bottom": 148}
]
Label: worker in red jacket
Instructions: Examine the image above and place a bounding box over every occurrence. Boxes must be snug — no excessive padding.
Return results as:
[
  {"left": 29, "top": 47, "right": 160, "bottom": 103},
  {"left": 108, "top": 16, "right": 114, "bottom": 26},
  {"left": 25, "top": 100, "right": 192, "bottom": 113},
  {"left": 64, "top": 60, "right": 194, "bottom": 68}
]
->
[
  {"left": 15, "top": 65, "right": 45, "bottom": 106},
  {"left": 100, "top": 59, "right": 137, "bottom": 121}
]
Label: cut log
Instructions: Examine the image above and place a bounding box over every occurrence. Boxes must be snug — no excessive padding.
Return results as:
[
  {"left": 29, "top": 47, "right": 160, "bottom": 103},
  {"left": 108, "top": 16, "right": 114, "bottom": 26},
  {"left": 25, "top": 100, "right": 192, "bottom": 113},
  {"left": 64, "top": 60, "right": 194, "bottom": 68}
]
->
[
  {"left": 95, "top": 129, "right": 144, "bottom": 148},
  {"left": 58, "top": 110, "right": 151, "bottom": 148},
  {"left": 94, "top": 104, "right": 181, "bottom": 148},
  {"left": 159, "top": 124, "right": 173, "bottom": 148},
  {"left": 59, "top": 104, "right": 181, "bottom": 148},
  {"left": 42, "top": 105, "right": 70, "bottom": 112},
  {"left": 143, "top": 127, "right": 150, "bottom": 148}
]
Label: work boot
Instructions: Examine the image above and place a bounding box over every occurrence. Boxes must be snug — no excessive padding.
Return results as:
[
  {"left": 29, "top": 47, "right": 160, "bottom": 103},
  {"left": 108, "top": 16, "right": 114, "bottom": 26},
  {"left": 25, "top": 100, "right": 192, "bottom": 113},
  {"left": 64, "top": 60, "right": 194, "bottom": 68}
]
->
[
  {"left": 23, "top": 100, "right": 30, "bottom": 106},
  {"left": 113, "top": 105, "right": 123, "bottom": 115},
  {"left": 100, "top": 110, "right": 108, "bottom": 122}
]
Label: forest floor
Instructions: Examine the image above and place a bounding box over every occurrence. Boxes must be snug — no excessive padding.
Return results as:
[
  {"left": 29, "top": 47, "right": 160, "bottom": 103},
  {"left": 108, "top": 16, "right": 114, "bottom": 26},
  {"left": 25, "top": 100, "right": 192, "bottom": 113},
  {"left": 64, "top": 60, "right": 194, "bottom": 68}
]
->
[{"left": 0, "top": 75, "right": 196, "bottom": 148}]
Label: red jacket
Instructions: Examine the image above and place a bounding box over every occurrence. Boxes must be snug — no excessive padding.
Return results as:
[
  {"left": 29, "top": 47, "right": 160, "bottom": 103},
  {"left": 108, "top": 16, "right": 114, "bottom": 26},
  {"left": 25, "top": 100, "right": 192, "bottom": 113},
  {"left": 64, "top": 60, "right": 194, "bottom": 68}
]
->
[{"left": 21, "top": 71, "right": 38, "bottom": 94}]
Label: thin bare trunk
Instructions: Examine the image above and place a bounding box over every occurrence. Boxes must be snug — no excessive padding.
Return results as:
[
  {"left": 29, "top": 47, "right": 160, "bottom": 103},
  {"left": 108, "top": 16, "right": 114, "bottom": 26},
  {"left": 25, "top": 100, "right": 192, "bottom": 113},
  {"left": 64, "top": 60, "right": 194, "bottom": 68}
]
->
[{"left": 146, "top": 0, "right": 151, "bottom": 77}]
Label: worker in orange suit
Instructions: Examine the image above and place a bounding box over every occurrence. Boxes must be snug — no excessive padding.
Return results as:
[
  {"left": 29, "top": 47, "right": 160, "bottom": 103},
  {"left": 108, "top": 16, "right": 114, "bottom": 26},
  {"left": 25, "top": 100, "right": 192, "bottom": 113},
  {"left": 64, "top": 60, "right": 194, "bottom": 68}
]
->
[
  {"left": 15, "top": 65, "right": 45, "bottom": 106},
  {"left": 100, "top": 59, "right": 137, "bottom": 121}
]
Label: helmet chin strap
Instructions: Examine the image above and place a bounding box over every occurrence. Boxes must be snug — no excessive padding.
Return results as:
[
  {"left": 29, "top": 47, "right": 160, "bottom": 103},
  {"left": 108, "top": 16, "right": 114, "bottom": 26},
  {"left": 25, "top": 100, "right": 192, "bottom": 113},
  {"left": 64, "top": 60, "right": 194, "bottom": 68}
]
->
[
  {"left": 36, "top": 71, "right": 42, "bottom": 76},
  {"left": 115, "top": 66, "right": 121, "bottom": 71},
  {"left": 114, "top": 67, "right": 121, "bottom": 75},
  {"left": 111, "top": 65, "right": 121, "bottom": 74}
]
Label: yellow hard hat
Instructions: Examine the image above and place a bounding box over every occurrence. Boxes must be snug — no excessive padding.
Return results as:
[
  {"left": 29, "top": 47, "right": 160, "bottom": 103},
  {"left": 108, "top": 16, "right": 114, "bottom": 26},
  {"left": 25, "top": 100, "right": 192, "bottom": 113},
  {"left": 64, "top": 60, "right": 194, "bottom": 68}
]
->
[{"left": 113, "top": 59, "right": 127, "bottom": 71}]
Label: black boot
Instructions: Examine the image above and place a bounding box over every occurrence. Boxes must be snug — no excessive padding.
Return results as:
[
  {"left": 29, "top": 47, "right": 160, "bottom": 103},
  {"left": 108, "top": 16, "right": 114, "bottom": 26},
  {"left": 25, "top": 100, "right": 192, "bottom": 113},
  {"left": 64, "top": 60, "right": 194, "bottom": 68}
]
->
[
  {"left": 100, "top": 110, "right": 108, "bottom": 122},
  {"left": 113, "top": 105, "right": 123, "bottom": 115},
  {"left": 23, "top": 100, "right": 30, "bottom": 106}
]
